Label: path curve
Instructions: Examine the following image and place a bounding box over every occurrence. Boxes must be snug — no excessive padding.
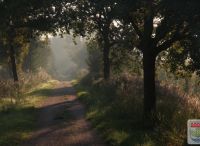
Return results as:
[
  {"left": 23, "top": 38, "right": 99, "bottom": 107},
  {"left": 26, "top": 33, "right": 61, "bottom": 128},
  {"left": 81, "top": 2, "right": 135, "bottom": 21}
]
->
[{"left": 23, "top": 82, "right": 105, "bottom": 146}]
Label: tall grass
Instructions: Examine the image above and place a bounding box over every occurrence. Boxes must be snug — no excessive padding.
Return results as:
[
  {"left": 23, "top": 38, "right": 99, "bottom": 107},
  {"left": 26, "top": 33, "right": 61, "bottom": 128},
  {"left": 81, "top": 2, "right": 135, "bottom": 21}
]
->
[
  {"left": 0, "top": 68, "right": 51, "bottom": 110},
  {"left": 0, "top": 69, "right": 54, "bottom": 146},
  {"left": 76, "top": 73, "right": 200, "bottom": 146}
]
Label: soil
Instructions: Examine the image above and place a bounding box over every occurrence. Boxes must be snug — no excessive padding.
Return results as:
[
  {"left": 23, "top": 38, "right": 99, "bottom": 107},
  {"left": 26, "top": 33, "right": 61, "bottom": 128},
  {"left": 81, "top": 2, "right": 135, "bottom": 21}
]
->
[{"left": 22, "top": 82, "right": 105, "bottom": 146}]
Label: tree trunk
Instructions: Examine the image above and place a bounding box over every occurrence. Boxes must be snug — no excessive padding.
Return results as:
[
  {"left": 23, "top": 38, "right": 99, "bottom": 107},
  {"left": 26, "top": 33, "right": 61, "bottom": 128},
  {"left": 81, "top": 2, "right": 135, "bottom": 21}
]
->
[
  {"left": 103, "top": 40, "right": 110, "bottom": 80},
  {"left": 184, "top": 78, "right": 189, "bottom": 93},
  {"left": 8, "top": 25, "right": 18, "bottom": 82},
  {"left": 9, "top": 43, "right": 18, "bottom": 82},
  {"left": 143, "top": 51, "right": 156, "bottom": 128}
]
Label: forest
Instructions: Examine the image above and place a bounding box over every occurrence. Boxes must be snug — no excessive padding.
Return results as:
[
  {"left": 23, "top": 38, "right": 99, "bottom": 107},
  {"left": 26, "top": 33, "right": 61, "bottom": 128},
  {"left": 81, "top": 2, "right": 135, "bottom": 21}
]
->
[{"left": 1, "top": 0, "right": 200, "bottom": 146}]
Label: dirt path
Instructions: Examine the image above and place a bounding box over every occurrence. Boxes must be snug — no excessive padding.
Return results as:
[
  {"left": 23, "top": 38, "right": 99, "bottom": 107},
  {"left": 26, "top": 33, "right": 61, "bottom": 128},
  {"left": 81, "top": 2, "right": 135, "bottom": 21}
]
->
[{"left": 23, "top": 82, "right": 105, "bottom": 146}]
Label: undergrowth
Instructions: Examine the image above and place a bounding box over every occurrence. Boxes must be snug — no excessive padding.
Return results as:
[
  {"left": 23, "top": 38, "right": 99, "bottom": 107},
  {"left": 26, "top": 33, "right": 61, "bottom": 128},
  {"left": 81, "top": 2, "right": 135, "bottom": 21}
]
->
[
  {"left": 0, "top": 69, "right": 57, "bottom": 146},
  {"left": 76, "top": 73, "right": 200, "bottom": 146}
]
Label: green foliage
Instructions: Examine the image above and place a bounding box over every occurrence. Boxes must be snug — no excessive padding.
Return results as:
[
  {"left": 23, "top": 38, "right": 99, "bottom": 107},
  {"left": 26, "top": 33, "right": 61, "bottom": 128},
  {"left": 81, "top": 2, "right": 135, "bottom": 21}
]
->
[
  {"left": 86, "top": 39, "right": 102, "bottom": 78},
  {"left": 0, "top": 0, "right": 72, "bottom": 81},
  {"left": 0, "top": 107, "right": 36, "bottom": 146},
  {"left": 111, "top": 48, "right": 142, "bottom": 75}
]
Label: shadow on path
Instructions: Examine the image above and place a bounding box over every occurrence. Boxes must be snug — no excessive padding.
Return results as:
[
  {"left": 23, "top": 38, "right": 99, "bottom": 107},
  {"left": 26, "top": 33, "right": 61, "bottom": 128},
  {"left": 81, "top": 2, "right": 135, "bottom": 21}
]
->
[
  {"left": 28, "top": 86, "right": 75, "bottom": 97},
  {"left": 22, "top": 82, "right": 105, "bottom": 146}
]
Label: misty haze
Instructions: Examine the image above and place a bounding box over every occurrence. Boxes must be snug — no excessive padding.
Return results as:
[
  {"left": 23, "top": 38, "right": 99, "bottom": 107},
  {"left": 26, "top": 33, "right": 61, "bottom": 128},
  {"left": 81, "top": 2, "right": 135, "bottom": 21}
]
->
[{"left": 49, "top": 35, "right": 88, "bottom": 80}]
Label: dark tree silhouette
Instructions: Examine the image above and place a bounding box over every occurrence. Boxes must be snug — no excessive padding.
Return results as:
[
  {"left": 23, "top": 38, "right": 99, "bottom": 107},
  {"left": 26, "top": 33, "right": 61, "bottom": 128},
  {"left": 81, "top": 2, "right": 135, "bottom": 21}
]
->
[
  {"left": 0, "top": 0, "right": 63, "bottom": 81},
  {"left": 115, "top": 0, "right": 200, "bottom": 126}
]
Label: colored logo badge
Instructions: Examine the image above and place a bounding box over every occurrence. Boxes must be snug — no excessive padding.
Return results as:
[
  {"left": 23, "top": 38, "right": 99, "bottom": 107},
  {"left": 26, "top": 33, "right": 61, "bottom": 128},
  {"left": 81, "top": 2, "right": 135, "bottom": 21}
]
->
[{"left": 188, "top": 120, "right": 200, "bottom": 144}]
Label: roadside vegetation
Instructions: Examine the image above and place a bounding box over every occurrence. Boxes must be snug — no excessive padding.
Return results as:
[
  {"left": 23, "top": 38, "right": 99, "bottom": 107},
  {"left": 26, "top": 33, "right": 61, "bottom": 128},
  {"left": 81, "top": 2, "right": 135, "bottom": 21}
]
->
[
  {"left": 0, "top": 70, "right": 57, "bottom": 146},
  {"left": 76, "top": 73, "right": 200, "bottom": 146},
  {"left": 75, "top": 39, "right": 200, "bottom": 146}
]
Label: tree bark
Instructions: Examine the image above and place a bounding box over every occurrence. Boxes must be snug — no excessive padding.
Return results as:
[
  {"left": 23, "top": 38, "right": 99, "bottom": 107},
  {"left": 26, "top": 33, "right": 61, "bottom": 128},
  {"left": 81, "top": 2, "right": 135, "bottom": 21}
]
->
[
  {"left": 9, "top": 41, "right": 18, "bottom": 82},
  {"left": 103, "top": 39, "right": 110, "bottom": 80},
  {"left": 7, "top": 24, "right": 18, "bottom": 82},
  {"left": 143, "top": 50, "right": 156, "bottom": 127},
  {"left": 184, "top": 78, "right": 189, "bottom": 93}
]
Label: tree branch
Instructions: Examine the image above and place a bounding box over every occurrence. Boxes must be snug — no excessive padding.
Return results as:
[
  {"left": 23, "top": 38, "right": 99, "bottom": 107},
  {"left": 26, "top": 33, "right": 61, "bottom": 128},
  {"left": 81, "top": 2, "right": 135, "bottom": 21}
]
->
[
  {"left": 130, "top": 18, "right": 143, "bottom": 40},
  {"left": 155, "top": 32, "right": 189, "bottom": 55},
  {"left": 154, "top": 20, "right": 183, "bottom": 44}
]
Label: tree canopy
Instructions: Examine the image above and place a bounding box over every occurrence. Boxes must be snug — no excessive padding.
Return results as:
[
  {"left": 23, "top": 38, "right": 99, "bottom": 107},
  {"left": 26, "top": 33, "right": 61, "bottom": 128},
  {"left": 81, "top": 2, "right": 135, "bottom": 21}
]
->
[{"left": 1, "top": 0, "right": 200, "bottom": 127}]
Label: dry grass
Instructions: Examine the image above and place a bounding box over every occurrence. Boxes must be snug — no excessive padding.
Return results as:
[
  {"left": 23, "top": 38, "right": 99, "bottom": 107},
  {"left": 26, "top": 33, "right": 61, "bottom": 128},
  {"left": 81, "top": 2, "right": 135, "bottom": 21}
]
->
[
  {"left": 0, "top": 68, "right": 51, "bottom": 110},
  {"left": 0, "top": 69, "right": 57, "bottom": 146},
  {"left": 77, "top": 73, "right": 200, "bottom": 146}
]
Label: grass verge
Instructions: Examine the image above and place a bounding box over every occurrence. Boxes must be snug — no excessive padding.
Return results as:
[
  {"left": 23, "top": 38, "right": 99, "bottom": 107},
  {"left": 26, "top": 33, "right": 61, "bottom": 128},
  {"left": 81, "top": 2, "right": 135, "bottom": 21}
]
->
[
  {"left": 0, "top": 80, "right": 58, "bottom": 146},
  {"left": 75, "top": 75, "right": 199, "bottom": 146}
]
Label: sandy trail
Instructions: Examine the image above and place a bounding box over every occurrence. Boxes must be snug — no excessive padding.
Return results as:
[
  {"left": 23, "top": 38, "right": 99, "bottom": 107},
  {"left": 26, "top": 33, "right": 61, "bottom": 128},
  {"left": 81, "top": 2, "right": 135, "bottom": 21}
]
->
[{"left": 22, "top": 82, "right": 105, "bottom": 146}]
